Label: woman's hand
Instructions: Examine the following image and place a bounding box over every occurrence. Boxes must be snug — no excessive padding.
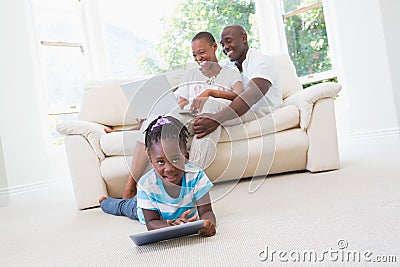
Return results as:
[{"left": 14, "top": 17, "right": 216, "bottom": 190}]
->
[
  {"left": 199, "top": 219, "right": 216, "bottom": 237},
  {"left": 190, "top": 89, "right": 211, "bottom": 114},
  {"left": 167, "top": 209, "right": 198, "bottom": 226}
]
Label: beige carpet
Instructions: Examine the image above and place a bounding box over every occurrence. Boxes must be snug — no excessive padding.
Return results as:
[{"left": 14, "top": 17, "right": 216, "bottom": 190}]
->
[{"left": 1, "top": 135, "right": 399, "bottom": 266}]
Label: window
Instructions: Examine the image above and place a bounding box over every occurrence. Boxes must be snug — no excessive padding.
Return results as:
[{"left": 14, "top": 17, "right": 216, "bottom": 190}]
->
[
  {"left": 97, "top": 0, "right": 259, "bottom": 78},
  {"left": 281, "top": 0, "right": 335, "bottom": 85},
  {"left": 31, "top": 0, "right": 259, "bottom": 145},
  {"left": 31, "top": 0, "right": 87, "bottom": 145}
]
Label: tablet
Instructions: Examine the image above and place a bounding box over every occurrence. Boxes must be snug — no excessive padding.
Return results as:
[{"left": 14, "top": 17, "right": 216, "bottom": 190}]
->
[
  {"left": 129, "top": 220, "right": 204, "bottom": 246},
  {"left": 178, "top": 110, "right": 197, "bottom": 116}
]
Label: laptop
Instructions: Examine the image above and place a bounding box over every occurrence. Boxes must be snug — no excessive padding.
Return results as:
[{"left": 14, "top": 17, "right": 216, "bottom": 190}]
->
[
  {"left": 129, "top": 220, "right": 204, "bottom": 246},
  {"left": 121, "top": 74, "right": 182, "bottom": 120}
]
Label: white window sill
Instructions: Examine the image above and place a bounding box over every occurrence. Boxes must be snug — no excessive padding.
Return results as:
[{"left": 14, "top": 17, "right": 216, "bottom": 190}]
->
[{"left": 299, "top": 70, "right": 337, "bottom": 85}]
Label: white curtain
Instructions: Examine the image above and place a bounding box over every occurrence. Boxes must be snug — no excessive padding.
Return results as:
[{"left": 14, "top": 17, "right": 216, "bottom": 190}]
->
[{"left": 254, "top": 0, "right": 288, "bottom": 54}]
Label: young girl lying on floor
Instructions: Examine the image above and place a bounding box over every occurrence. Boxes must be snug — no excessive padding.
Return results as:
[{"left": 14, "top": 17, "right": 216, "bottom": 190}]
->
[{"left": 99, "top": 116, "right": 216, "bottom": 236}]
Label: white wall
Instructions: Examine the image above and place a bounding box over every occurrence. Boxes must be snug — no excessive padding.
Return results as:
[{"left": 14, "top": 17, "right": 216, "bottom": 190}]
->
[
  {"left": 325, "top": 0, "right": 399, "bottom": 136},
  {"left": 0, "top": 0, "right": 69, "bottom": 189},
  {"left": 380, "top": 0, "right": 400, "bottom": 133}
]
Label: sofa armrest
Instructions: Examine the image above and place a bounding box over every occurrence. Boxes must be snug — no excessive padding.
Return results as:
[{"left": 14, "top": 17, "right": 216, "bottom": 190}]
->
[
  {"left": 56, "top": 121, "right": 106, "bottom": 160},
  {"left": 64, "top": 135, "right": 108, "bottom": 209},
  {"left": 306, "top": 97, "right": 340, "bottom": 172},
  {"left": 283, "top": 82, "right": 341, "bottom": 130}
]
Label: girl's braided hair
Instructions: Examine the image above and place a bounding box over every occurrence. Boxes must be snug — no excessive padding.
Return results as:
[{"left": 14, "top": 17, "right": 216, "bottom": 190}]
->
[{"left": 144, "top": 116, "right": 189, "bottom": 151}]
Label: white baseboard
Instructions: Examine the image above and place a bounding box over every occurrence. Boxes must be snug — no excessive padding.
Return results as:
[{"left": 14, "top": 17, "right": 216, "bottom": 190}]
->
[
  {"left": 338, "top": 127, "right": 400, "bottom": 140},
  {"left": 0, "top": 177, "right": 69, "bottom": 196}
]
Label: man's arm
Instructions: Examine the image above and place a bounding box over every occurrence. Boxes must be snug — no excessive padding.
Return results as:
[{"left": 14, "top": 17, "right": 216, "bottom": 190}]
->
[{"left": 193, "top": 78, "right": 272, "bottom": 138}]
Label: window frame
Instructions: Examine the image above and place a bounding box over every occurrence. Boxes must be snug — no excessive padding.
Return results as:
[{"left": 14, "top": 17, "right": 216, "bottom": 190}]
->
[
  {"left": 30, "top": 0, "right": 90, "bottom": 146},
  {"left": 280, "top": 0, "right": 336, "bottom": 85}
]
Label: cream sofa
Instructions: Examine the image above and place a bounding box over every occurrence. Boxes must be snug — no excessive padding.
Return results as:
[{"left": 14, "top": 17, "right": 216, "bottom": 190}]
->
[{"left": 57, "top": 54, "right": 342, "bottom": 210}]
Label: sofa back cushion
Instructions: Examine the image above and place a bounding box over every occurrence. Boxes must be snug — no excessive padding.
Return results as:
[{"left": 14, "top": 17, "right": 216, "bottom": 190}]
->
[
  {"left": 219, "top": 105, "right": 300, "bottom": 143},
  {"left": 79, "top": 66, "right": 196, "bottom": 127},
  {"left": 79, "top": 80, "right": 138, "bottom": 126},
  {"left": 271, "top": 53, "right": 302, "bottom": 100},
  {"left": 78, "top": 55, "right": 301, "bottom": 126}
]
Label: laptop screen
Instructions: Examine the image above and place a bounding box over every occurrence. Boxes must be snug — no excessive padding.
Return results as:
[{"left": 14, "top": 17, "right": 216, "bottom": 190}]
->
[{"left": 121, "top": 74, "right": 179, "bottom": 120}]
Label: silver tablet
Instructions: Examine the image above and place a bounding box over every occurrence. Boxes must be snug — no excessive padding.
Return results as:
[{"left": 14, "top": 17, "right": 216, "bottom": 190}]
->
[
  {"left": 129, "top": 220, "right": 204, "bottom": 246},
  {"left": 178, "top": 110, "right": 197, "bottom": 116}
]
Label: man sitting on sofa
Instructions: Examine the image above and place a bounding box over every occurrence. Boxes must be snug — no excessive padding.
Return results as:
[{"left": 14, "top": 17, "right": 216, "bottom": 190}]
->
[
  {"left": 189, "top": 24, "right": 282, "bottom": 169},
  {"left": 122, "top": 24, "right": 282, "bottom": 199}
]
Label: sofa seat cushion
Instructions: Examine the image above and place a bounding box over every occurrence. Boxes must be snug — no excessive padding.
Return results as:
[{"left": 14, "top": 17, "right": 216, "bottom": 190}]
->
[
  {"left": 100, "top": 155, "right": 152, "bottom": 198},
  {"left": 100, "top": 130, "right": 143, "bottom": 156},
  {"left": 100, "top": 155, "right": 131, "bottom": 198},
  {"left": 219, "top": 105, "right": 300, "bottom": 143},
  {"left": 99, "top": 105, "right": 299, "bottom": 156}
]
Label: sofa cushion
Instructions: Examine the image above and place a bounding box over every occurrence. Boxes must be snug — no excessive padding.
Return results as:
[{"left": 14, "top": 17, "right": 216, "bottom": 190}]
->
[
  {"left": 271, "top": 54, "right": 303, "bottom": 100},
  {"left": 100, "top": 130, "right": 143, "bottom": 156},
  {"left": 100, "top": 155, "right": 152, "bottom": 198},
  {"left": 99, "top": 105, "right": 299, "bottom": 156},
  {"left": 100, "top": 155, "right": 132, "bottom": 198},
  {"left": 219, "top": 105, "right": 300, "bottom": 143},
  {"left": 79, "top": 80, "right": 138, "bottom": 126}
]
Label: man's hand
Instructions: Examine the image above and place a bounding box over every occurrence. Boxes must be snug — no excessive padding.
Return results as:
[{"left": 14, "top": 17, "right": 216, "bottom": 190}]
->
[
  {"left": 199, "top": 219, "right": 216, "bottom": 237},
  {"left": 193, "top": 113, "right": 220, "bottom": 139}
]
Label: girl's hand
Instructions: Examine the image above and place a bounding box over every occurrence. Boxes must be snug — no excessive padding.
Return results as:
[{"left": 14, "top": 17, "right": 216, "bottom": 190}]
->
[
  {"left": 167, "top": 209, "right": 198, "bottom": 226},
  {"left": 199, "top": 219, "right": 216, "bottom": 237}
]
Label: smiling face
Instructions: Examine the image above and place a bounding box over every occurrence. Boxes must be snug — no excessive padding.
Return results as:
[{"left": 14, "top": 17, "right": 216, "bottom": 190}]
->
[
  {"left": 219, "top": 26, "right": 248, "bottom": 64},
  {"left": 148, "top": 139, "right": 188, "bottom": 186},
  {"left": 191, "top": 38, "right": 218, "bottom": 68}
]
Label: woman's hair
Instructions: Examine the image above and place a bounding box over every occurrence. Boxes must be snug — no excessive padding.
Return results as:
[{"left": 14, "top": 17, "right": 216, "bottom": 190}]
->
[
  {"left": 191, "top": 31, "right": 216, "bottom": 46},
  {"left": 144, "top": 116, "right": 189, "bottom": 151}
]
